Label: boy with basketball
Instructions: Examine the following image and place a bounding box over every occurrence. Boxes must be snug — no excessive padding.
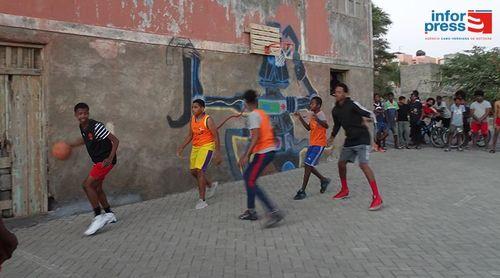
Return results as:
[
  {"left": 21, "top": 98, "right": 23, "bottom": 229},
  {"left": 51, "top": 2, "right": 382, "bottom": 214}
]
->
[
  {"left": 177, "top": 99, "right": 222, "bottom": 210},
  {"left": 238, "top": 90, "right": 284, "bottom": 228},
  {"left": 69, "top": 103, "right": 119, "bottom": 236},
  {"left": 292, "top": 96, "right": 331, "bottom": 200}
]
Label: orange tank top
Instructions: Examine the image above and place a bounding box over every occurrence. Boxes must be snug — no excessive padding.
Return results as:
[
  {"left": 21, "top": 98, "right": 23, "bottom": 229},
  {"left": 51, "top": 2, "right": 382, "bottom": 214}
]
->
[
  {"left": 252, "top": 109, "right": 276, "bottom": 154},
  {"left": 191, "top": 114, "right": 215, "bottom": 147},
  {"left": 309, "top": 112, "right": 327, "bottom": 147}
]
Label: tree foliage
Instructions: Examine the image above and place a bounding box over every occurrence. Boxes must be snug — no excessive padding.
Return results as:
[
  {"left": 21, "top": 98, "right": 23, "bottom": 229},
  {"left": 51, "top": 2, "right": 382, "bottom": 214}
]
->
[
  {"left": 441, "top": 46, "right": 500, "bottom": 102},
  {"left": 372, "top": 4, "right": 397, "bottom": 95},
  {"left": 372, "top": 4, "right": 394, "bottom": 72},
  {"left": 374, "top": 62, "right": 401, "bottom": 95}
]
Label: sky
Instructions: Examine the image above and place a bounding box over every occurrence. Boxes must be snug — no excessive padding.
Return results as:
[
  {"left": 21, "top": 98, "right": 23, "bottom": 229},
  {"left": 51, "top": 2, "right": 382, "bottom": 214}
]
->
[{"left": 371, "top": 0, "right": 500, "bottom": 57}]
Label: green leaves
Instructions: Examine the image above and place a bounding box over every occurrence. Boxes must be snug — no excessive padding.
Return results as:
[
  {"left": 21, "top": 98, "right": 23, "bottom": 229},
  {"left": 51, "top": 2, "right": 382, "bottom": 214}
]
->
[
  {"left": 441, "top": 47, "right": 500, "bottom": 102},
  {"left": 373, "top": 3, "right": 397, "bottom": 94}
]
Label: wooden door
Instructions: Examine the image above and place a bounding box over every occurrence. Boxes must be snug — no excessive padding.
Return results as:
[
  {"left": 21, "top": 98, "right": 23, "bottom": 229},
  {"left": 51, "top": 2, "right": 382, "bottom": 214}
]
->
[
  {"left": 0, "top": 43, "right": 46, "bottom": 217},
  {"left": 9, "top": 75, "right": 47, "bottom": 216}
]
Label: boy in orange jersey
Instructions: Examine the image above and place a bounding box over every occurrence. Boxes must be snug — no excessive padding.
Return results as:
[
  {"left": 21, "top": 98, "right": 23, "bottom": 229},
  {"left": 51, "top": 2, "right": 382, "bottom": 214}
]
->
[
  {"left": 293, "top": 96, "right": 331, "bottom": 200},
  {"left": 238, "top": 90, "right": 284, "bottom": 228},
  {"left": 177, "top": 99, "right": 221, "bottom": 210}
]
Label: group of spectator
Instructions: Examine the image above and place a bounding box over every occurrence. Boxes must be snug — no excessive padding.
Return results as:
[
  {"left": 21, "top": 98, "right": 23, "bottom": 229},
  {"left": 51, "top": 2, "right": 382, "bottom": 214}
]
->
[{"left": 372, "top": 89, "right": 498, "bottom": 153}]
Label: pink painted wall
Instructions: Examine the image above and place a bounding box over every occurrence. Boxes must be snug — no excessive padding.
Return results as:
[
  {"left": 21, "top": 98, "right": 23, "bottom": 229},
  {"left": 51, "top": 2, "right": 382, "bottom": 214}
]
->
[
  {"left": 305, "top": 0, "right": 333, "bottom": 56},
  {"left": 0, "top": 0, "right": 350, "bottom": 57}
]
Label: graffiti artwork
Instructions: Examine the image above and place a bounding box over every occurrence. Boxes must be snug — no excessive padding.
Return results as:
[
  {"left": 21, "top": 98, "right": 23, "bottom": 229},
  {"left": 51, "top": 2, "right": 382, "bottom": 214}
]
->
[{"left": 167, "top": 23, "right": 319, "bottom": 179}]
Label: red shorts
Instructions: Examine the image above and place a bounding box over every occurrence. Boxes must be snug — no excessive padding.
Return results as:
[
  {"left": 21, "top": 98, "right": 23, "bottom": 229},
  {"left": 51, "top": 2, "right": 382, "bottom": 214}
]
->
[
  {"left": 89, "top": 162, "right": 114, "bottom": 180},
  {"left": 496, "top": 118, "right": 500, "bottom": 128},
  {"left": 471, "top": 121, "right": 489, "bottom": 135}
]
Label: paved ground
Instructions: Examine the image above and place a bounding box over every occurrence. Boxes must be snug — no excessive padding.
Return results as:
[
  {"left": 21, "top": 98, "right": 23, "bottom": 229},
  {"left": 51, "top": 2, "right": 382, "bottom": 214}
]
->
[{"left": 3, "top": 147, "right": 500, "bottom": 278}]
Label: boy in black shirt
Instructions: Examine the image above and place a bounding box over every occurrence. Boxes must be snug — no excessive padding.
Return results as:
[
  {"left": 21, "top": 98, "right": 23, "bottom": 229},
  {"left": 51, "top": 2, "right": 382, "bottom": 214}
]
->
[
  {"left": 397, "top": 96, "right": 410, "bottom": 149},
  {"left": 409, "top": 91, "right": 423, "bottom": 149},
  {"left": 373, "top": 94, "right": 388, "bottom": 151},
  {"left": 69, "top": 103, "right": 119, "bottom": 236},
  {"left": 329, "top": 83, "right": 383, "bottom": 211}
]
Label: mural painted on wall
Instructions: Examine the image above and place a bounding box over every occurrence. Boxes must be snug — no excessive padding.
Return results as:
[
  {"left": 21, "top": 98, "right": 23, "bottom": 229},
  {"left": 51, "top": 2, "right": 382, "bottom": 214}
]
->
[{"left": 167, "top": 23, "right": 318, "bottom": 180}]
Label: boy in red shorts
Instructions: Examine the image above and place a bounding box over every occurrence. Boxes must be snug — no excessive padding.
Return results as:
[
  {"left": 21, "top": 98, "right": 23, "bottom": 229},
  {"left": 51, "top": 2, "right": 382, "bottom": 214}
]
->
[
  {"left": 470, "top": 90, "right": 492, "bottom": 148},
  {"left": 69, "top": 103, "right": 119, "bottom": 236},
  {"left": 490, "top": 100, "right": 500, "bottom": 153}
]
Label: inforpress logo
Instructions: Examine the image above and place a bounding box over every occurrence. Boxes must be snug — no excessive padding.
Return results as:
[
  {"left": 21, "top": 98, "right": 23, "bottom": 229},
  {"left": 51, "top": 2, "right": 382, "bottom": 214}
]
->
[
  {"left": 468, "top": 10, "right": 492, "bottom": 34},
  {"left": 424, "top": 10, "right": 493, "bottom": 40}
]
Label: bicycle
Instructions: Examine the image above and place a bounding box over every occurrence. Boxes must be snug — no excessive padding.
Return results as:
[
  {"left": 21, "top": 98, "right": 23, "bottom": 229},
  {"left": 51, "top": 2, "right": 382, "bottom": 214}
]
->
[
  {"left": 471, "top": 130, "right": 491, "bottom": 147},
  {"left": 420, "top": 118, "right": 447, "bottom": 148},
  {"left": 443, "top": 127, "right": 466, "bottom": 149},
  {"left": 443, "top": 128, "right": 491, "bottom": 148}
]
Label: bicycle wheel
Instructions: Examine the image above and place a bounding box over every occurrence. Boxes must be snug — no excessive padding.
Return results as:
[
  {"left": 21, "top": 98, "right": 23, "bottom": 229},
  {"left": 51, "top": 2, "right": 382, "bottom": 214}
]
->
[
  {"left": 450, "top": 132, "right": 466, "bottom": 148},
  {"left": 431, "top": 127, "right": 446, "bottom": 148},
  {"left": 476, "top": 130, "right": 492, "bottom": 147}
]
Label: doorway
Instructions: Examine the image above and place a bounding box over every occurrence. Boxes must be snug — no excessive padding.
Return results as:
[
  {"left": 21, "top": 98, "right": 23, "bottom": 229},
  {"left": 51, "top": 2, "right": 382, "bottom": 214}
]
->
[
  {"left": 330, "top": 69, "right": 347, "bottom": 95},
  {"left": 0, "top": 42, "right": 47, "bottom": 217}
]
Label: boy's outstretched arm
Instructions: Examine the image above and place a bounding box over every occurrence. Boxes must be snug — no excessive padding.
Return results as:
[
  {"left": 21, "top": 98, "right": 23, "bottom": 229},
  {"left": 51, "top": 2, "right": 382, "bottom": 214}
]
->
[
  {"left": 481, "top": 107, "right": 491, "bottom": 122},
  {"left": 238, "top": 128, "right": 260, "bottom": 168},
  {"left": 207, "top": 117, "right": 222, "bottom": 165},
  {"left": 177, "top": 128, "right": 193, "bottom": 158},
  {"left": 314, "top": 113, "right": 329, "bottom": 129},
  {"left": 102, "top": 133, "right": 119, "bottom": 167},
  {"left": 68, "top": 137, "right": 84, "bottom": 148},
  {"left": 470, "top": 108, "right": 478, "bottom": 122},
  {"left": 328, "top": 114, "right": 341, "bottom": 145},
  {"left": 294, "top": 112, "right": 311, "bottom": 131}
]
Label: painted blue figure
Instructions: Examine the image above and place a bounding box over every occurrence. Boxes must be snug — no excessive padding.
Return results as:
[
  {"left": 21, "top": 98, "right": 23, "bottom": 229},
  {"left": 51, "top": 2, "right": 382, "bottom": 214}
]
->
[{"left": 167, "top": 24, "right": 319, "bottom": 179}]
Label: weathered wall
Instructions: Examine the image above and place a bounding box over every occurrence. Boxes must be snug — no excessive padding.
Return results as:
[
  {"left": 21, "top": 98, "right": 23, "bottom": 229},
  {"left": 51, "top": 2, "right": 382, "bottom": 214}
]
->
[
  {"left": 400, "top": 64, "right": 441, "bottom": 98},
  {"left": 0, "top": 0, "right": 373, "bottom": 208},
  {"left": 0, "top": 24, "right": 372, "bottom": 204},
  {"left": 0, "top": 0, "right": 372, "bottom": 67}
]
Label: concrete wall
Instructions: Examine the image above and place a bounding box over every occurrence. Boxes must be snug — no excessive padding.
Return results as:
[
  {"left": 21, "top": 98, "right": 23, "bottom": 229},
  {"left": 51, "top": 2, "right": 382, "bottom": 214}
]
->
[
  {"left": 400, "top": 64, "right": 441, "bottom": 98},
  {"left": 0, "top": 0, "right": 372, "bottom": 67},
  {"left": 0, "top": 0, "right": 373, "bottom": 209}
]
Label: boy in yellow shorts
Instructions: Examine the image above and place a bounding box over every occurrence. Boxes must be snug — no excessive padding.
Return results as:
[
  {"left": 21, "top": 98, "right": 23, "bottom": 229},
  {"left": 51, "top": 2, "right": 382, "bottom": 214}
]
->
[{"left": 177, "top": 99, "right": 221, "bottom": 209}]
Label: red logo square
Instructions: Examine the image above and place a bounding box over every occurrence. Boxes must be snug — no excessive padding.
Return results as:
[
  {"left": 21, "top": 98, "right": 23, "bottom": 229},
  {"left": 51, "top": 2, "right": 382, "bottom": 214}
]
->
[{"left": 468, "top": 10, "right": 493, "bottom": 34}]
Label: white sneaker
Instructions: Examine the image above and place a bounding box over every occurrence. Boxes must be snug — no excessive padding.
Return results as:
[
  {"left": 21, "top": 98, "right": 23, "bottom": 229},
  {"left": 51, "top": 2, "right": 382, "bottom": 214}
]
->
[
  {"left": 104, "top": 212, "right": 117, "bottom": 224},
  {"left": 195, "top": 199, "right": 208, "bottom": 210},
  {"left": 84, "top": 214, "right": 107, "bottom": 236},
  {"left": 207, "top": 182, "right": 218, "bottom": 199}
]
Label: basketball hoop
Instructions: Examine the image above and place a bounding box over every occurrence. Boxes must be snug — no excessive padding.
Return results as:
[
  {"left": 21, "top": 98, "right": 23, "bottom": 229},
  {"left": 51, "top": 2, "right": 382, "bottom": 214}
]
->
[{"left": 264, "top": 41, "right": 294, "bottom": 67}]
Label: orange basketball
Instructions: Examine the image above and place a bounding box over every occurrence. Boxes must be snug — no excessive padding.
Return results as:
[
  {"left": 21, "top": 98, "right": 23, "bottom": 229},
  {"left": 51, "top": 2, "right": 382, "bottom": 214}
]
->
[{"left": 51, "top": 141, "right": 72, "bottom": 160}]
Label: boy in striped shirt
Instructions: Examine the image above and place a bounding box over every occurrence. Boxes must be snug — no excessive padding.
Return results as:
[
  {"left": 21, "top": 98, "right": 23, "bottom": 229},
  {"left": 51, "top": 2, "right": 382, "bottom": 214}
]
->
[{"left": 69, "top": 103, "right": 119, "bottom": 236}]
